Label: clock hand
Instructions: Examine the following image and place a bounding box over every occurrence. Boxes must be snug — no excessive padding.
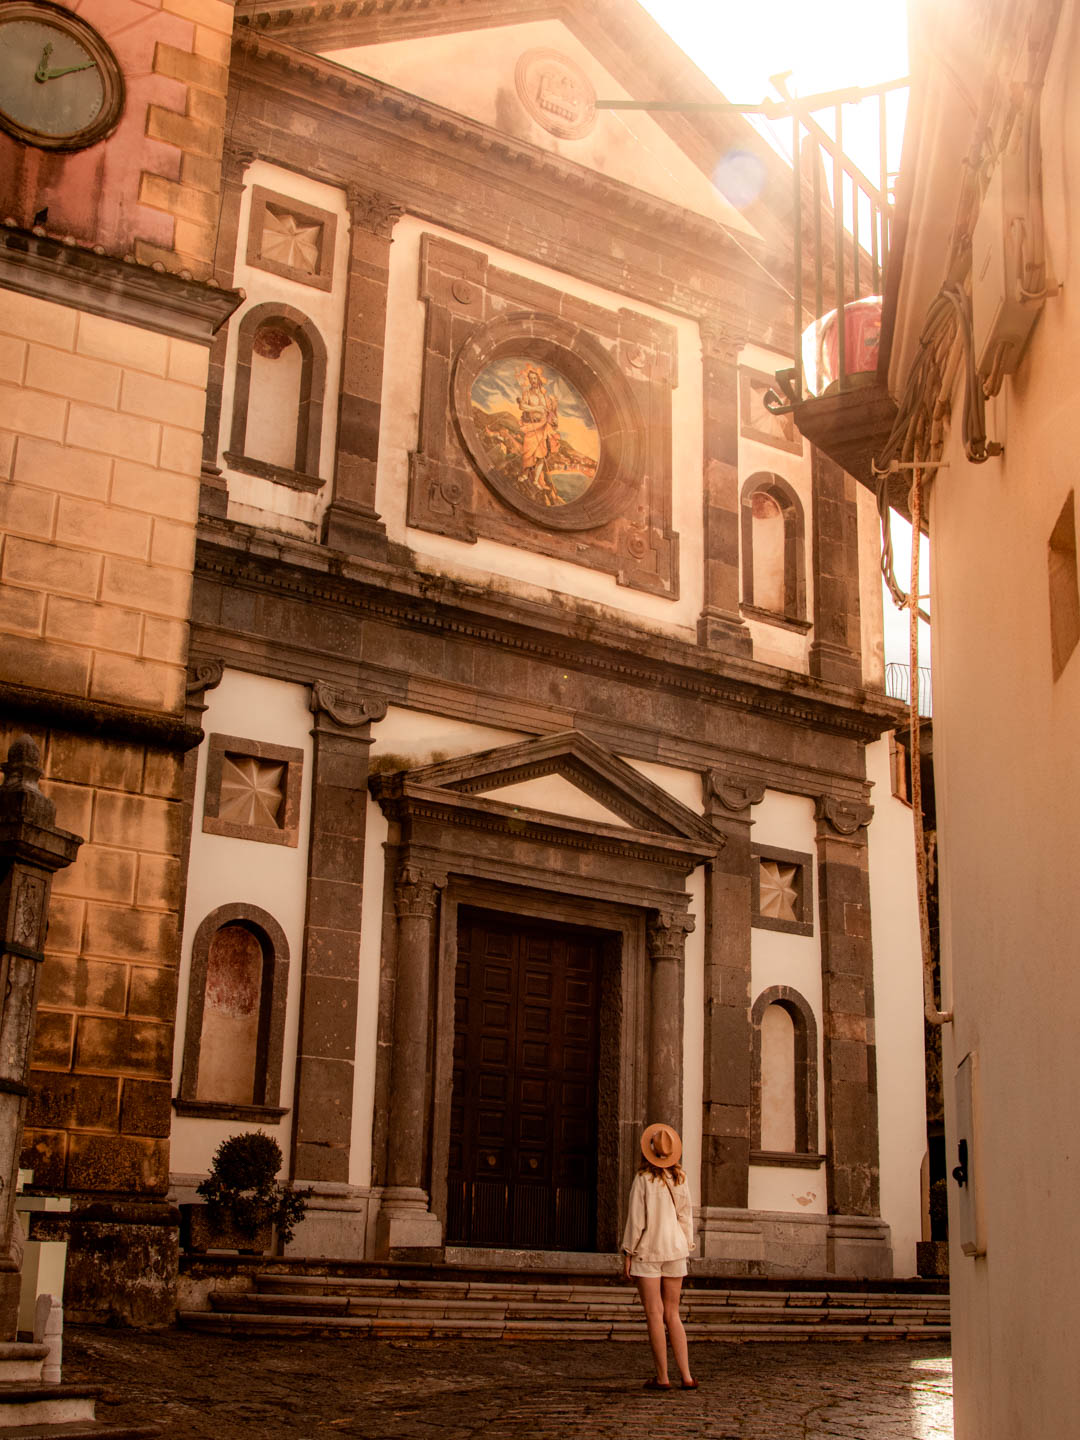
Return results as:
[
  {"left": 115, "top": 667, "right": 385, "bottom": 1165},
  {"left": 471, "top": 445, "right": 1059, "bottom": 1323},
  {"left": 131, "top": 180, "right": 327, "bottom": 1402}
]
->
[
  {"left": 33, "top": 41, "right": 53, "bottom": 84},
  {"left": 41, "top": 60, "right": 96, "bottom": 80}
]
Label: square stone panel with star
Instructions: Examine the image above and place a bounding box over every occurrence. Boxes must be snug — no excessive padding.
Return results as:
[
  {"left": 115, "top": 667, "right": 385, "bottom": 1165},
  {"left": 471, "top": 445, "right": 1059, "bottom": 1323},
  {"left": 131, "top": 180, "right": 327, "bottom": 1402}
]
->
[
  {"left": 202, "top": 733, "right": 304, "bottom": 847},
  {"left": 246, "top": 185, "right": 337, "bottom": 292},
  {"left": 739, "top": 365, "right": 804, "bottom": 457},
  {"left": 751, "top": 843, "right": 814, "bottom": 936}
]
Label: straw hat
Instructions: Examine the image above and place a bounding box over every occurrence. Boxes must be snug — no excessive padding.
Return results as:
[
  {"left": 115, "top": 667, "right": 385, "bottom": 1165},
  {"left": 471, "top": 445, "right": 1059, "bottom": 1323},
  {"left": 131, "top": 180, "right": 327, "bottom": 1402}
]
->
[{"left": 640, "top": 1122, "right": 682, "bottom": 1169}]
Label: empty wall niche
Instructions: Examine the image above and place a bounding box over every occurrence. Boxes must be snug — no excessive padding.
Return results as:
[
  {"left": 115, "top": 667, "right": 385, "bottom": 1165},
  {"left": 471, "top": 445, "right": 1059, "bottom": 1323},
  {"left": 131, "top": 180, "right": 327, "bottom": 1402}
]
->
[
  {"left": 177, "top": 904, "right": 291, "bottom": 1122},
  {"left": 750, "top": 986, "right": 820, "bottom": 1164},
  {"left": 741, "top": 473, "right": 806, "bottom": 623},
  {"left": 226, "top": 302, "right": 327, "bottom": 486},
  {"left": 1048, "top": 490, "right": 1080, "bottom": 680}
]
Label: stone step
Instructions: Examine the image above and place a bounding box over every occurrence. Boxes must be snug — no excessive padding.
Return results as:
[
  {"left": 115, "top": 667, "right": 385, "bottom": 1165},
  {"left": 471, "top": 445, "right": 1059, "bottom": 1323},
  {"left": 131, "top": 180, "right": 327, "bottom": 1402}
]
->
[
  {"left": 0, "top": 1424, "right": 162, "bottom": 1439},
  {"left": 179, "top": 1307, "right": 951, "bottom": 1343},
  {"left": 249, "top": 1273, "right": 949, "bottom": 1310},
  {"left": 0, "top": 1385, "right": 99, "bottom": 1429},
  {"left": 0, "top": 1346, "right": 49, "bottom": 1385}
]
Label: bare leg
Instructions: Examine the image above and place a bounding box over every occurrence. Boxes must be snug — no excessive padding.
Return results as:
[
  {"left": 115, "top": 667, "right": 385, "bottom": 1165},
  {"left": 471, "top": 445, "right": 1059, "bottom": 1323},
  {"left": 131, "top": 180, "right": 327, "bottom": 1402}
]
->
[
  {"left": 635, "top": 1276, "right": 669, "bottom": 1384},
  {"left": 661, "top": 1275, "right": 693, "bottom": 1385}
]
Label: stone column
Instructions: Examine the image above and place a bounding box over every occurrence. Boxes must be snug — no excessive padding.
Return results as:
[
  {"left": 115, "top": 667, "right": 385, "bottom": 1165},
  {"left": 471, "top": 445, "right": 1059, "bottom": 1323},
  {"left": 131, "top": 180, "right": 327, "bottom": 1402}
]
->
[
  {"left": 645, "top": 907, "right": 693, "bottom": 1130},
  {"left": 291, "top": 683, "right": 386, "bottom": 1199},
  {"left": 815, "top": 793, "right": 882, "bottom": 1269},
  {"left": 699, "top": 772, "right": 764, "bottom": 1219},
  {"left": 376, "top": 862, "right": 445, "bottom": 1256},
  {"left": 0, "top": 737, "right": 82, "bottom": 1339},
  {"left": 697, "top": 319, "right": 752, "bottom": 657},
  {"left": 200, "top": 142, "right": 255, "bottom": 521},
  {"left": 321, "top": 187, "right": 401, "bottom": 559},
  {"left": 809, "top": 446, "right": 863, "bottom": 686}
]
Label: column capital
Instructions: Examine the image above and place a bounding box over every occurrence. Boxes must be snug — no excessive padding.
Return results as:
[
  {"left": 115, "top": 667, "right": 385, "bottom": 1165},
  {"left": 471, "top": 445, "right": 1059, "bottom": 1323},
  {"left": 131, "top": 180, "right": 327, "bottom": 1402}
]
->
[
  {"left": 647, "top": 907, "right": 695, "bottom": 962},
  {"left": 393, "top": 865, "right": 447, "bottom": 919},
  {"left": 185, "top": 658, "right": 224, "bottom": 700},
  {"left": 310, "top": 680, "right": 388, "bottom": 731},
  {"left": 345, "top": 186, "right": 404, "bottom": 237},
  {"left": 220, "top": 140, "right": 258, "bottom": 181},
  {"left": 699, "top": 316, "right": 749, "bottom": 363},
  {"left": 705, "top": 769, "right": 767, "bottom": 815},
  {"left": 815, "top": 793, "right": 874, "bottom": 838}
]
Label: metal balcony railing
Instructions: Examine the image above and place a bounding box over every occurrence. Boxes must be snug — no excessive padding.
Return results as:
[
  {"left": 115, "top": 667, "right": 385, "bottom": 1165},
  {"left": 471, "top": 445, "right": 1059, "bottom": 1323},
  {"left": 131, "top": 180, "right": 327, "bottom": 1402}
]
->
[{"left": 885, "top": 662, "right": 933, "bottom": 717}]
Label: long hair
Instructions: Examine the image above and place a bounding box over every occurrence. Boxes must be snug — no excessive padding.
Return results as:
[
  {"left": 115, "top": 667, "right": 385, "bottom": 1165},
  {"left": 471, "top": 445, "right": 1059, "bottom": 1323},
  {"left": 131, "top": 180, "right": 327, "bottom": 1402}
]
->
[{"left": 638, "top": 1158, "right": 685, "bottom": 1185}]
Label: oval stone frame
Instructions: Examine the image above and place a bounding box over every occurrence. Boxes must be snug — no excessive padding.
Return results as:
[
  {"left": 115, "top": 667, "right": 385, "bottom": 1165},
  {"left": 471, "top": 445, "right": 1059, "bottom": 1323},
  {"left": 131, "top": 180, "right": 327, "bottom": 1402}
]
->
[{"left": 452, "top": 312, "right": 646, "bottom": 532}]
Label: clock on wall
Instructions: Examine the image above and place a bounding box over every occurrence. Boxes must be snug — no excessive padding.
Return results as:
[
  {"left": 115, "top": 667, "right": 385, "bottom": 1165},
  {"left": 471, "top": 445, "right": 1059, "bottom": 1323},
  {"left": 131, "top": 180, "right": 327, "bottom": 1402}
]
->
[{"left": 0, "top": 0, "right": 124, "bottom": 151}]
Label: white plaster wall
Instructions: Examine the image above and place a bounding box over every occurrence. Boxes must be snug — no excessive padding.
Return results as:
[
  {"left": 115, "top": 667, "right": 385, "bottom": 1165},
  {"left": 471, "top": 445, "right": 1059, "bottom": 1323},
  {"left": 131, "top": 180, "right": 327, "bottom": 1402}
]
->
[
  {"left": 322, "top": 20, "right": 759, "bottom": 236},
  {"left": 624, "top": 757, "right": 704, "bottom": 814},
  {"left": 746, "top": 788, "right": 826, "bottom": 1214},
  {"left": 865, "top": 735, "right": 926, "bottom": 1277},
  {"left": 379, "top": 215, "right": 706, "bottom": 638},
  {"left": 738, "top": 343, "right": 815, "bottom": 674},
  {"left": 482, "top": 775, "right": 631, "bottom": 827},
  {"left": 218, "top": 162, "right": 350, "bottom": 540},
  {"left": 171, "top": 670, "right": 314, "bottom": 1178},
  {"left": 349, "top": 708, "right": 529, "bottom": 1185},
  {"left": 923, "top": 8, "right": 1080, "bottom": 1422}
]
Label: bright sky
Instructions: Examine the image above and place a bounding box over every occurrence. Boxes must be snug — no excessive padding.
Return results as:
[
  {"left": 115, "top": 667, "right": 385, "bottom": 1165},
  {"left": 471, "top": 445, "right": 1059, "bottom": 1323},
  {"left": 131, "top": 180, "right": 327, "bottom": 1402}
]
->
[{"left": 639, "top": 0, "right": 925, "bottom": 670}]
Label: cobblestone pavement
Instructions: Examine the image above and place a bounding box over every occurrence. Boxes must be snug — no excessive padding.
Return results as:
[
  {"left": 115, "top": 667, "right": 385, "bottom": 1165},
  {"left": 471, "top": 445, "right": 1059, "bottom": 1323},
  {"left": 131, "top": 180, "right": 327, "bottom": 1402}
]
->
[{"left": 67, "top": 1327, "right": 952, "bottom": 1439}]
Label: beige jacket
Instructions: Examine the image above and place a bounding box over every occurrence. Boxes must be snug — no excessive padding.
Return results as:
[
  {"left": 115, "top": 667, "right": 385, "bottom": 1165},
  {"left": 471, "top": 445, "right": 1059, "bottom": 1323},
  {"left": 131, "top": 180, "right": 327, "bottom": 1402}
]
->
[{"left": 621, "top": 1170, "right": 695, "bottom": 1263}]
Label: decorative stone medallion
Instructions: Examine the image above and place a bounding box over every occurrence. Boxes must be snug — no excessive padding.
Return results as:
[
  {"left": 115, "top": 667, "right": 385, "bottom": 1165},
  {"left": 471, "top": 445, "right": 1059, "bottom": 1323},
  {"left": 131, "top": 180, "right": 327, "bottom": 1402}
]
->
[
  {"left": 469, "top": 357, "right": 601, "bottom": 510},
  {"left": 515, "top": 49, "right": 597, "bottom": 140}
]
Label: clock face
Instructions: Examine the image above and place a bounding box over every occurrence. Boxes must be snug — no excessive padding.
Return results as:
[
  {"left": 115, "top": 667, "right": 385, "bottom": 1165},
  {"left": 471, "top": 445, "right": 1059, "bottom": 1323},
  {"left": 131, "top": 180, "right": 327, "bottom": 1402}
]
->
[{"left": 0, "top": 1, "right": 123, "bottom": 151}]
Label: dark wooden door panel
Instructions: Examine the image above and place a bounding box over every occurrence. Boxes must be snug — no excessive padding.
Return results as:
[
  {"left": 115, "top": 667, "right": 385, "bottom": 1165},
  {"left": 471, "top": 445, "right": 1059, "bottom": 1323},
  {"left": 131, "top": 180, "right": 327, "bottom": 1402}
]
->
[{"left": 447, "top": 908, "right": 601, "bottom": 1250}]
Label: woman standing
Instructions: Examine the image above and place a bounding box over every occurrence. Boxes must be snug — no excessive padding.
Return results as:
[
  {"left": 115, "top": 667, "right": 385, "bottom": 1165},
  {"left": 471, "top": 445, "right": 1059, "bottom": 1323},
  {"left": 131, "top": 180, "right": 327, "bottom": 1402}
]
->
[{"left": 621, "top": 1123, "right": 698, "bottom": 1391}]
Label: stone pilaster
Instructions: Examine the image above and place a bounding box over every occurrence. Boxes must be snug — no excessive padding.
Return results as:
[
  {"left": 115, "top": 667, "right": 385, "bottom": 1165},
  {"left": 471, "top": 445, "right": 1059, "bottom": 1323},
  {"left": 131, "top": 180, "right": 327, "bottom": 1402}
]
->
[
  {"left": 814, "top": 794, "right": 880, "bottom": 1229},
  {"left": 376, "top": 861, "right": 446, "bottom": 1255},
  {"left": 292, "top": 683, "right": 386, "bottom": 1187},
  {"left": 697, "top": 319, "right": 752, "bottom": 657},
  {"left": 321, "top": 187, "right": 401, "bottom": 559},
  {"left": 200, "top": 143, "right": 255, "bottom": 520},
  {"left": 645, "top": 907, "right": 693, "bottom": 1129},
  {"left": 809, "top": 445, "right": 863, "bottom": 686},
  {"left": 0, "top": 737, "right": 82, "bottom": 1339},
  {"left": 699, "top": 771, "right": 764, "bottom": 1220}
]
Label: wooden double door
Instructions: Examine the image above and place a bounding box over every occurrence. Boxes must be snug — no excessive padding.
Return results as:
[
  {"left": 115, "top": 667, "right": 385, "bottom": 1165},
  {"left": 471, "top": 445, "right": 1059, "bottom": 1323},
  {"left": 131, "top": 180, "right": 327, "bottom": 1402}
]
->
[{"left": 446, "top": 907, "right": 602, "bottom": 1251}]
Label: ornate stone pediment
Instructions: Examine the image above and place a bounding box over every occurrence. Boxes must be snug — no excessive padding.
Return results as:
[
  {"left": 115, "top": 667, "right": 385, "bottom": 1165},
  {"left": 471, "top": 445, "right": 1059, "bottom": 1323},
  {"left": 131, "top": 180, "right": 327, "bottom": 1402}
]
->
[{"left": 369, "top": 729, "right": 720, "bottom": 869}]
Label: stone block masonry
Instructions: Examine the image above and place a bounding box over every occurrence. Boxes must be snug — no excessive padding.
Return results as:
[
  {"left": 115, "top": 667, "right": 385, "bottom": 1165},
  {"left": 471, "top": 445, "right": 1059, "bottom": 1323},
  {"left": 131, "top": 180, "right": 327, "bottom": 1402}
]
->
[{"left": 0, "top": 294, "right": 207, "bottom": 717}]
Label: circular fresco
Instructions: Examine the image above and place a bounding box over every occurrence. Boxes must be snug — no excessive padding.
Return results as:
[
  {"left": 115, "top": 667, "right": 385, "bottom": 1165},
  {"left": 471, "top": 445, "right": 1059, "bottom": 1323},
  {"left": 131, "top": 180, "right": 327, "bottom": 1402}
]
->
[{"left": 469, "top": 357, "right": 601, "bottom": 510}]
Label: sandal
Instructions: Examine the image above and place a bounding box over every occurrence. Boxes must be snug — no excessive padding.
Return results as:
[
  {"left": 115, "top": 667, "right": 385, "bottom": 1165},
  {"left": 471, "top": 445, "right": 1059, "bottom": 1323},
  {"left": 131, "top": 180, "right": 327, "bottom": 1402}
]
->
[
  {"left": 643, "top": 1378, "right": 673, "bottom": 1391},
  {"left": 681, "top": 1378, "right": 699, "bottom": 1390}
]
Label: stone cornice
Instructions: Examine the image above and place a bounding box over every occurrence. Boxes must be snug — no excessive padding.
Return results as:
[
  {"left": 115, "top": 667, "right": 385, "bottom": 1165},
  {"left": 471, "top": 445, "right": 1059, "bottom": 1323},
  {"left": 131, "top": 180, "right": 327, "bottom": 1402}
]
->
[
  {"left": 0, "top": 681, "right": 203, "bottom": 754},
  {"left": 194, "top": 525, "right": 906, "bottom": 745},
  {"left": 0, "top": 224, "right": 242, "bottom": 345},
  {"left": 228, "top": 30, "right": 767, "bottom": 267}
]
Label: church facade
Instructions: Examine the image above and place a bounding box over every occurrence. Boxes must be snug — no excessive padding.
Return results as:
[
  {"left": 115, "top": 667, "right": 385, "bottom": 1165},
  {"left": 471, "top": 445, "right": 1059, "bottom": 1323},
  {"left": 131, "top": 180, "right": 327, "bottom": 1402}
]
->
[{"left": 0, "top": 0, "right": 926, "bottom": 1318}]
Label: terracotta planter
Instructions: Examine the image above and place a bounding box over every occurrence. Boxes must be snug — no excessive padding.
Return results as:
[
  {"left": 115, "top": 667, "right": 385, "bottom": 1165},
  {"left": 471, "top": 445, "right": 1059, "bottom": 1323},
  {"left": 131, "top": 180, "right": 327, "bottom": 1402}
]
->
[{"left": 180, "top": 1202, "right": 273, "bottom": 1255}]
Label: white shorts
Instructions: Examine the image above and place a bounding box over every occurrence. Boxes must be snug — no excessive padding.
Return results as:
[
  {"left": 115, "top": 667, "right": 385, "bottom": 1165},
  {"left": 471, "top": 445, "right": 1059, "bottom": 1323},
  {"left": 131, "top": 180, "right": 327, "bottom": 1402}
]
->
[{"left": 629, "top": 1257, "right": 687, "bottom": 1278}]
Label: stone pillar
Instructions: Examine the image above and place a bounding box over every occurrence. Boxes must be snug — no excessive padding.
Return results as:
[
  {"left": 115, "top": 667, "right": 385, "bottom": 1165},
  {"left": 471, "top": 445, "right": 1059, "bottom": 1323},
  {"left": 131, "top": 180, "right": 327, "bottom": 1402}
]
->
[
  {"left": 321, "top": 187, "right": 401, "bottom": 559},
  {"left": 200, "top": 142, "right": 255, "bottom": 521},
  {"left": 645, "top": 907, "right": 693, "bottom": 1130},
  {"left": 809, "top": 446, "right": 863, "bottom": 686},
  {"left": 291, "top": 683, "right": 386, "bottom": 1201},
  {"left": 697, "top": 319, "right": 752, "bottom": 657},
  {"left": 0, "top": 737, "right": 82, "bottom": 1339},
  {"left": 376, "top": 862, "right": 445, "bottom": 1255},
  {"left": 699, "top": 772, "right": 764, "bottom": 1225},
  {"left": 814, "top": 794, "right": 880, "bottom": 1238}
]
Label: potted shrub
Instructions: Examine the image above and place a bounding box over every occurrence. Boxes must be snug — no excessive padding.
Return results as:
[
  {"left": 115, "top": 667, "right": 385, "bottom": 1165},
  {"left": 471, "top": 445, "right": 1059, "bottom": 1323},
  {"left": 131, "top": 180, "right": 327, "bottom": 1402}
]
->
[{"left": 181, "top": 1132, "right": 310, "bottom": 1255}]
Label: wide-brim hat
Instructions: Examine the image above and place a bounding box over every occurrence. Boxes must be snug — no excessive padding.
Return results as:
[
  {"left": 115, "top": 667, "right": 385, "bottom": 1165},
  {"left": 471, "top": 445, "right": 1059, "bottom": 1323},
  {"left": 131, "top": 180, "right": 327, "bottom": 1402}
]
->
[{"left": 640, "top": 1123, "right": 682, "bottom": 1169}]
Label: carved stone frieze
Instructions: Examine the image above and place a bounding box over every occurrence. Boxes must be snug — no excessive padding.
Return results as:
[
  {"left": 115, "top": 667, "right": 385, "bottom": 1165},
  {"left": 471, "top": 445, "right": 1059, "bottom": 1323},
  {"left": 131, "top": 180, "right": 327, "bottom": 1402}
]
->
[
  {"left": 815, "top": 793, "right": 875, "bottom": 836},
  {"left": 310, "top": 680, "right": 388, "bottom": 728}
]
